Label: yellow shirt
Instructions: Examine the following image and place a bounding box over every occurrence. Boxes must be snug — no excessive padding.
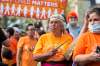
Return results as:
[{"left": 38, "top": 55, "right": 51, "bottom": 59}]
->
[{"left": 33, "top": 32, "right": 72, "bottom": 61}]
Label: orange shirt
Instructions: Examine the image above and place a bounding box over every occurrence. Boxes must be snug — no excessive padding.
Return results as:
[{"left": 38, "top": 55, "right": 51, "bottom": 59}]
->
[
  {"left": 73, "top": 32, "right": 100, "bottom": 66},
  {"left": 8, "top": 36, "right": 17, "bottom": 64},
  {"left": 17, "top": 36, "right": 37, "bottom": 66},
  {"left": 33, "top": 32, "right": 72, "bottom": 62}
]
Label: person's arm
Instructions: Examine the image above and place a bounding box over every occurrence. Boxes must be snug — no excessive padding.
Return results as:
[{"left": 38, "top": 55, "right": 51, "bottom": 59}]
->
[
  {"left": 79, "top": 10, "right": 90, "bottom": 36},
  {"left": 1, "top": 45, "right": 13, "bottom": 66},
  {"left": 73, "top": 41, "right": 100, "bottom": 66},
  {"left": 17, "top": 47, "right": 23, "bottom": 66},
  {"left": 74, "top": 54, "right": 91, "bottom": 65},
  {"left": 33, "top": 48, "right": 57, "bottom": 61},
  {"left": 79, "top": 22, "right": 88, "bottom": 36},
  {"left": 8, "top": 60, "right": 13, "bottom": 66},
  {"left": 72, "top": 34, "right": 89, "bottom": 65},
  {"left": 17, "top": 37, "right": 24, "bottom": 66},
  {"left": 74, "top": 51, "right": 100, "bottom": 65}
]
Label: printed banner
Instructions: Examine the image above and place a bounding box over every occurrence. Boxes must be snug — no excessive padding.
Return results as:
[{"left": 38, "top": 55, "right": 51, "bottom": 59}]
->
[{"left": 0, "top": 0, "right": 67, "bottom": 19}]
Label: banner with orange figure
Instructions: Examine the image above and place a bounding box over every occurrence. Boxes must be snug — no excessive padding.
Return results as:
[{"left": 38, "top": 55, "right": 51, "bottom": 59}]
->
[{"left": 0, "top": 0, "right": 67, "bottom": 19}]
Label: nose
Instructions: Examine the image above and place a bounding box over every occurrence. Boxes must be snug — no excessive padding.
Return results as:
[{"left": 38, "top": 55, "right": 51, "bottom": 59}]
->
[{"left": 90, "top": 21, "right": 94, "bottom": 24}]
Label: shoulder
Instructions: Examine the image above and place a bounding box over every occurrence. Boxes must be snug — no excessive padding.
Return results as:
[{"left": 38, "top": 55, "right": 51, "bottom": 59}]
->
[
  {"left": 64, "top": 32, "right": 73, "bottom": 38},
  {"left": 19, "top": 36, "right": 28, "bottom": 40},
  {"left": 39, "top": 33, "right": 50, "bottom": 39},
  {"left": 76, "top": 32, "right": 92, "bottom": 43},
  {"left": 62, "top": 33, "right": 73, "bottom": 42},
  {"left": 2, "top": 39, "right": 10, "bottom": 47},
  {"left": 80, "top": 31, "right": 91, "bottom": 38}
]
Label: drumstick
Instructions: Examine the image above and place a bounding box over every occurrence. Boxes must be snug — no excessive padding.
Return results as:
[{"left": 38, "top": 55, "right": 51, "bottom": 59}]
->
[{"left": 54, "top": 40, "right": 67, "bottom": 50}]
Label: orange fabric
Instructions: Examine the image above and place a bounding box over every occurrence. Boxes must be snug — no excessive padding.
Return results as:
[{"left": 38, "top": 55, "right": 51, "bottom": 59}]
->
[
  {"left": 33, "top": 32, "right": 72, "bottom": 62},
  {"left": 2, "top": 58, "right": 13, "bottom": 65},
  {"left": 68, "top": 11, "right": 78, "bottom": 18},
  {"left": 8, "top": 36, "right": 17, "bottom": 64},
  {"left": 73, "top": 32, "right": 100, "bottom": 66},
  {"left": 1, "top": 46, "right": 13, "bottom": 65},
  {"left": 17, "top": 36, "right": 37, "bottom": 66},
  {"left": 67, "top": 11, "right": 78, "bottom": 22}
]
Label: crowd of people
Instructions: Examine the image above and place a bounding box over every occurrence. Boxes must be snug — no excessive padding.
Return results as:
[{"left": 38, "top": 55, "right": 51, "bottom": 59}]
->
[{"left": 0, "top": 5, "right": 99, "bottom": 66}]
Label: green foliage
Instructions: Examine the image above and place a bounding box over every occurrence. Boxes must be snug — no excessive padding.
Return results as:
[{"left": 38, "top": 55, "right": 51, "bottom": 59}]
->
[
  {"left": 10, "top": 17, "right": 17, "bottom": 22},
  {"left": 25, "top": 19, "right": 33, "bottom": 24},
  {"left": 66, "top": 0, "right": 73, "bottom": 13}
]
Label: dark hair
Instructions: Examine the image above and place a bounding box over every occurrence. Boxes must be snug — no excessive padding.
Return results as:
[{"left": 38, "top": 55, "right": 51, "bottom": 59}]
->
[
  {"left": 34, "top": 22, "right": 42, "bottom": 28},
  {"left": 89, "top": 5, "right": 100, "bottom": 16},
  {"left": 2, "top": 46, "right": 12, "bottom": 60},
  {"left": 26, "top": 24, "right": 33, "bottom": 30},
  {"left": 6, "top": 27, "right": 14, "bottom": 37},
  {"left": 36, "top": 29, "right": 45, "bottom": 36},
  {"left": 0, "top": 28, "right": 7, "bottom": 61},
  {"left": 0, "top": 28, "right": 7, "bottom": 43}
]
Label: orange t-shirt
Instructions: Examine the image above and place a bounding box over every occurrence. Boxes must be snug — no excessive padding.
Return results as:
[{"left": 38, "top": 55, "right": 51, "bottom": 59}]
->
[
  {"left": 33, "top": 32, "right": 72, "bottom": 62},
  {"left": 17, "top": 36, "right": 37, "bottom": 66},
  {"left": 73, "top": 32, "right": 100, "bottom": 66},
  {"left": 8, "top": 36, "right": 17, "bottom": 64}
]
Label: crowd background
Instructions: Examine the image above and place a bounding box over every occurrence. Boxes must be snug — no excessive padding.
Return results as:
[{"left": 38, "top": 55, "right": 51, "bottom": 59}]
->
[{"left": 0, "top": 0, "right": 99, "bottom": 66}]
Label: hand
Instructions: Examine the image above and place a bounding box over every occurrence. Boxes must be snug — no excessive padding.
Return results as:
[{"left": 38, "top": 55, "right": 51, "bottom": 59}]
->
[
  {"left": 83, "top": 10, "right": 90, "bottom": 26},
  {"left": 88, "top": 46, "right": 100, "bottom": 62},
  {"left": 46, "top": 48, "right": 58, "bottom": 57},
  {"left": 88, "top": 51, "right": 100, "bottom": 62},
  {"left": 33, "top": 48, "right": 57, "bottom": 62}
]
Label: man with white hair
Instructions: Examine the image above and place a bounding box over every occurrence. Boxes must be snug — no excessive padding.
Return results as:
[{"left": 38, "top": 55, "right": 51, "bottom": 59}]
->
[{"left": 33, "top": 14, "right": 73, "bottom": 66}]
